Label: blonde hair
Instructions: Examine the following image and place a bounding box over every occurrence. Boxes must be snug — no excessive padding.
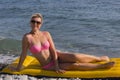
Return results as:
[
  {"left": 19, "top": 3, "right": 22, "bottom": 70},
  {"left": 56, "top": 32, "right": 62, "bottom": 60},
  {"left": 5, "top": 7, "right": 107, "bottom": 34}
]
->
[{"left": 31, "top": 13, "right": 43, "bottom": 22}]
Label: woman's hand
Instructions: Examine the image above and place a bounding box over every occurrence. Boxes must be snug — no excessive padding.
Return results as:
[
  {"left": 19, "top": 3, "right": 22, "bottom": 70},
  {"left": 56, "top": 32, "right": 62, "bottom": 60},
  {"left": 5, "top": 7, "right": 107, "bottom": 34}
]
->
[
  {"left": 55, "top": 67, "right": 66, "bottom": 74},
  {"left": 56, "top": 69, "right": 66, "bottom": 74}
]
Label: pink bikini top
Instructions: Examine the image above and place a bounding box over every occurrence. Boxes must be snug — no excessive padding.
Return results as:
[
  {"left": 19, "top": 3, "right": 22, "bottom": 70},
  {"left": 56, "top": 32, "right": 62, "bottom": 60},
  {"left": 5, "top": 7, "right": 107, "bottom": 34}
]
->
[{"left": 29, "top": 41, "right": 50, "bottom": 53}]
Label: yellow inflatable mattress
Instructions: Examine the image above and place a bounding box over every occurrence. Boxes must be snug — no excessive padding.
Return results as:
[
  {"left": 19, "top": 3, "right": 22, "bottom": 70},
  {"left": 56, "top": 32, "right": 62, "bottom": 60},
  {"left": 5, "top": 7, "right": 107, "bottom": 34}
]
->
[{"left": 1, "top": 56, "right": 120, "bottom": 78}]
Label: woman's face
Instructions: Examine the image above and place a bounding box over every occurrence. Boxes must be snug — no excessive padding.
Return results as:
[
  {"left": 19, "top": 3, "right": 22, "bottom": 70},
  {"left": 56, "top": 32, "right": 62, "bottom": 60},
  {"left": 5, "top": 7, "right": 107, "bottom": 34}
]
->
[{"left": 30, "top": 17, "right": 42, "bottom": 32}]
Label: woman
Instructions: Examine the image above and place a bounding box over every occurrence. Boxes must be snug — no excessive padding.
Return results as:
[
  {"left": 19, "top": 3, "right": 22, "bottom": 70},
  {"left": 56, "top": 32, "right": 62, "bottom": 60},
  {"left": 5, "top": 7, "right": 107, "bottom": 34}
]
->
[{"left": 10, "top": 13, "right": 115, "bottom": 73}]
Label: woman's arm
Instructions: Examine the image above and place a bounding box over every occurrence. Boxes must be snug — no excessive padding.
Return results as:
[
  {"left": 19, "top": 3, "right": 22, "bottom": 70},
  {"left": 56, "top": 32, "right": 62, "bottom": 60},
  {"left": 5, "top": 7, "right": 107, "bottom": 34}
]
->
[
  {"left": 45, "top": 31, "right": 65, "bottom": 73},
  {"left": 10, "top": 34, "right": 29, "bottom": 71}
]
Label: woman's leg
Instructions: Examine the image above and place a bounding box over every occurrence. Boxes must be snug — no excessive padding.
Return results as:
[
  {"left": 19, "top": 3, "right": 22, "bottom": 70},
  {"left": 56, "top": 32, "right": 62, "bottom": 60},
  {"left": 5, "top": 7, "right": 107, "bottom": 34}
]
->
[
  {"left": 57, "top": 51, "right": 110, "bottom": 63},
  {"left": 59, "top": 62, "right": 115, "bottom": 71}
]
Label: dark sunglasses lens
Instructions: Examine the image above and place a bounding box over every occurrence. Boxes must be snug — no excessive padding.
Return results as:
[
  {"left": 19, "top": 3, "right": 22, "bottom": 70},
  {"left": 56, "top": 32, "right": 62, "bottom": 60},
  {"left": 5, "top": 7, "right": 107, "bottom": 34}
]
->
[
  {"left": 31, "top": 20, "right": 41, "bottom": 24},
  {"left": 31, "top": 20, "right": 35, "bottom": 23}
]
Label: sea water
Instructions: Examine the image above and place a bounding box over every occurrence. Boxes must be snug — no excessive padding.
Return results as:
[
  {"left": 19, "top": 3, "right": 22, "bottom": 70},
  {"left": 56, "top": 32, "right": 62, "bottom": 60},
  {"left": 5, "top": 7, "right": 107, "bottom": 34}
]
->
[{"left": 0, "top": 0, "right": 120, "bottom": 57}]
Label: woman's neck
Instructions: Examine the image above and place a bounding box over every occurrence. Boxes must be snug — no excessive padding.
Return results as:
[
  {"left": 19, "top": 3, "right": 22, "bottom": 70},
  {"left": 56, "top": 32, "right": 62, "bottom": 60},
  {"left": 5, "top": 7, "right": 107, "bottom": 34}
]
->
[{"left": 30, "top": 30, "right": 42, "bottom": 35}]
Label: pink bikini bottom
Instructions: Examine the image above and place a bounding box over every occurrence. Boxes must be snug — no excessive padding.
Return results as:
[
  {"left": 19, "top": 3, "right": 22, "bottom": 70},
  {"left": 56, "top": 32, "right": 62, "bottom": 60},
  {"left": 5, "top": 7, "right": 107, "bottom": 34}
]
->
[{"left": 42, "top": 61, "right": 55, "bottom": 69}]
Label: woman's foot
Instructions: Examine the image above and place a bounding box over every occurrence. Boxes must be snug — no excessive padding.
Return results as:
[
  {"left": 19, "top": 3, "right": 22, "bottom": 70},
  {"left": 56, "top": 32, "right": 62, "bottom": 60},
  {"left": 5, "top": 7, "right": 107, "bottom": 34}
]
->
[{"left": 100, "top": 61, "right": 115, "bottom": 69}]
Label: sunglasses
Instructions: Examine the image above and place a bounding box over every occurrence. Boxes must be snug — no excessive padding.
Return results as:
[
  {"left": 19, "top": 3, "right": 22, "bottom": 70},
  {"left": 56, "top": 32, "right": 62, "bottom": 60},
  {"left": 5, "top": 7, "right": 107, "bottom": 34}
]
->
[{"left": 31, "top": 20, "right": 41, "bottom": 24}]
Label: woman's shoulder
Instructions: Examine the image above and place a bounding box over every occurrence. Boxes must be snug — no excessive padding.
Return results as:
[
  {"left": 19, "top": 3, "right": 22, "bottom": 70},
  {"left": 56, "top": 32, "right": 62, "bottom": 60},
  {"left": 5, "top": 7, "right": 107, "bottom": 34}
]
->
[
  {"left": 42, "top": 31, "right": 52, "bottom": 39},
  {"left": 22, "top": 33, "right": 32, "bottom": 40},
  {"left": 23, "top": 33, "right": 31, "bottom": 37},
  {"left": 42, "top": 31, "right": 51, "bottom": 36}
]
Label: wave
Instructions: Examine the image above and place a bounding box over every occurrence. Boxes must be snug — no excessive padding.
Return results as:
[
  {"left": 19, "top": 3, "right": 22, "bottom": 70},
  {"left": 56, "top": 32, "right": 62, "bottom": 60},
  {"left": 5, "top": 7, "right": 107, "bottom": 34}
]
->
[
  {"left": 0, "top": 38, "right": 21, "bottom": 55},
  {"left": 0, "top": 36, "right": 6, "bottom": 40}
]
